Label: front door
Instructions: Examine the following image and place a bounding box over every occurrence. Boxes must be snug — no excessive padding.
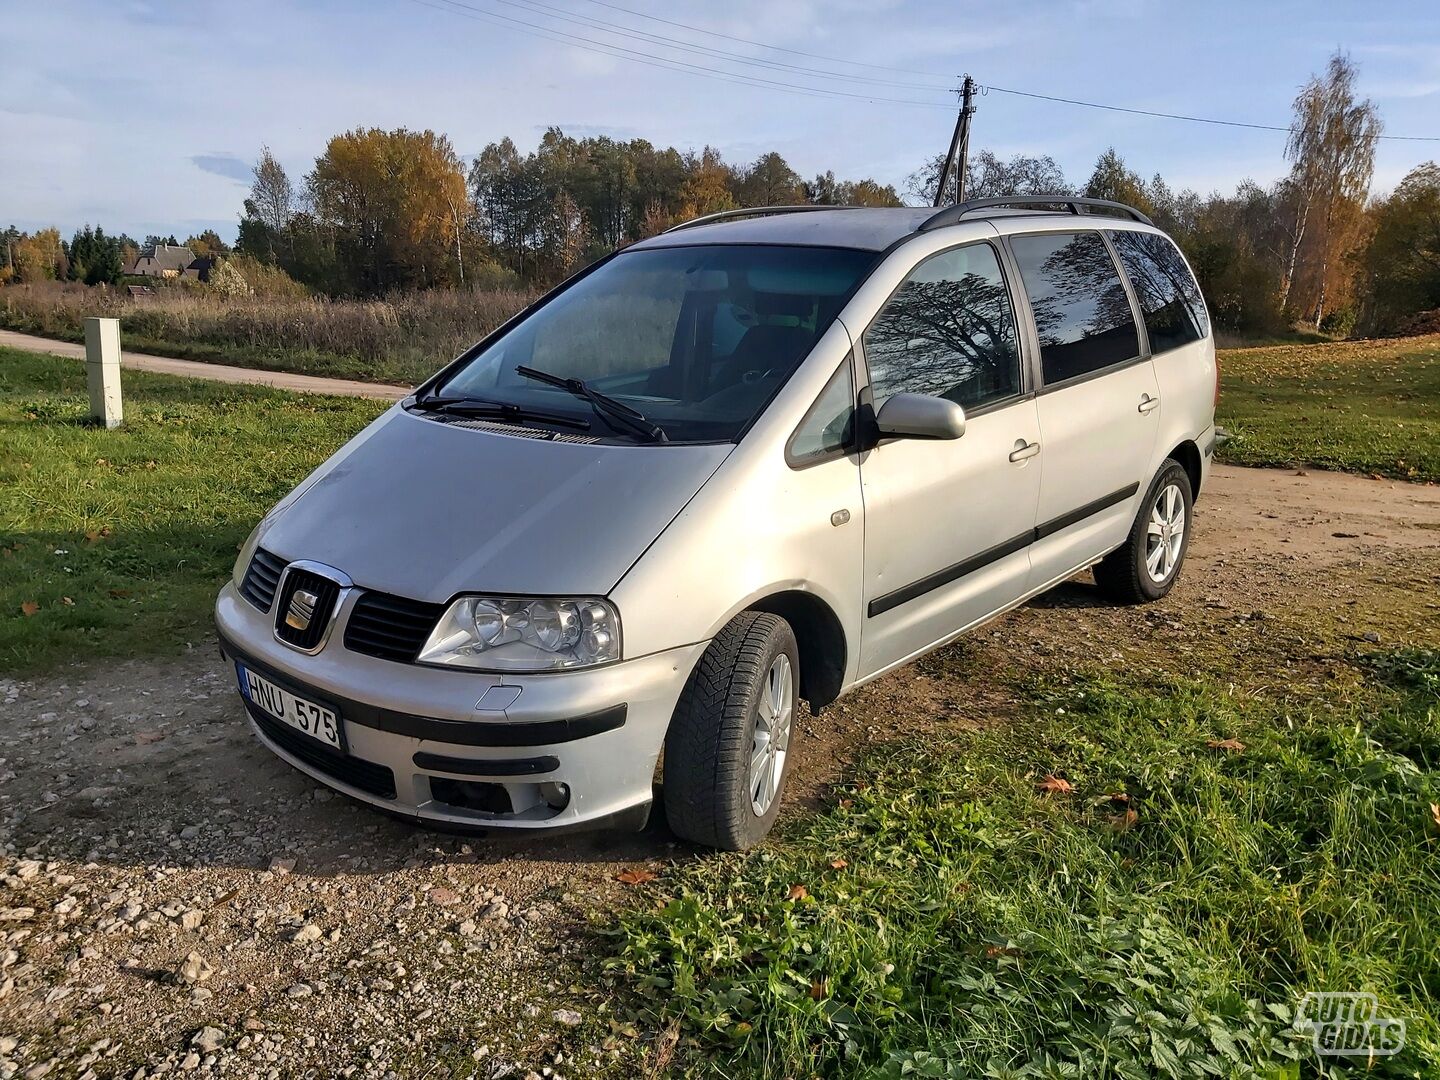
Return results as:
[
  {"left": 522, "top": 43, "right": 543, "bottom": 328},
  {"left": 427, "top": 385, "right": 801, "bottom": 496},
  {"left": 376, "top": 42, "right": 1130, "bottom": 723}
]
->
[{"left": 855, "top": 240, "right": 1043, "bottom": 681}]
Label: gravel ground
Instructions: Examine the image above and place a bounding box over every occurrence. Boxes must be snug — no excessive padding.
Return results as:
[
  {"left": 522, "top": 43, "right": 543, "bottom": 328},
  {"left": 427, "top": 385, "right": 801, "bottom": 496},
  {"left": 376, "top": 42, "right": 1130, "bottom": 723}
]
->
[{"left": 2, "top": 464, "right": 1438, "bottom": 1079}]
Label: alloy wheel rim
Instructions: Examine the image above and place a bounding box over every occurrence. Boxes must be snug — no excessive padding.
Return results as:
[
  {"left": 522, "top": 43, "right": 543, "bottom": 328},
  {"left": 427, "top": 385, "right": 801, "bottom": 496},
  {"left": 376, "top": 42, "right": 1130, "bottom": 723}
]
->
[
  {"left": 748, "top": 653, "right": 794, "bottom": 816},
  {"left": 1145, "top": 483, "right": 1186, "bottom": 583}
]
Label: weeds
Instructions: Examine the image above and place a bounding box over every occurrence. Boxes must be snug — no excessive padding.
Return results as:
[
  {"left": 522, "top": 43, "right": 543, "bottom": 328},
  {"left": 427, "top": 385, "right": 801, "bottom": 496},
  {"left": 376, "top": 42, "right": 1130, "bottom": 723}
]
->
[
  {"left": 1216, "top": 335, "right": 1440, "bottom": 482},
  {"left": 608, "top": 657, "right": 1440, "bottom": 1077},
  {"left": 0, "top": 347, "right": 384, "bottom": 673},
  {"left": 0, "top": 281, "right": 532, "bottom": 386}
]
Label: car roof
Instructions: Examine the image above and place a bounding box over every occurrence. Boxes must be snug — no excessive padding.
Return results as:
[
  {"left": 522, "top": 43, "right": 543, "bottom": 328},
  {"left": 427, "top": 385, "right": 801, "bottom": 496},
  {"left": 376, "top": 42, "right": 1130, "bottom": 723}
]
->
[{"left": 629, "top": 200, "right": 1159, "bottom": 254}]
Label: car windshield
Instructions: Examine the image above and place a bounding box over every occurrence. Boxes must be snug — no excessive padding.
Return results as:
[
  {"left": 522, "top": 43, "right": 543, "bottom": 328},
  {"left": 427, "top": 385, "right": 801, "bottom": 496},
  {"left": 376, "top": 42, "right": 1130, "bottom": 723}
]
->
[{"left": 431, "top": 244, "right": 877, "bottom": 443}]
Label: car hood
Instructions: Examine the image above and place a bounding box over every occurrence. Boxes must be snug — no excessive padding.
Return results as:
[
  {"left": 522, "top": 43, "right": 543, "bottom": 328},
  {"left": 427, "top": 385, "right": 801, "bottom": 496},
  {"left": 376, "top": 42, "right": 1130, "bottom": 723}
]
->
[{"left": 260, "top": 407, "right": 732, "bottom": 601}]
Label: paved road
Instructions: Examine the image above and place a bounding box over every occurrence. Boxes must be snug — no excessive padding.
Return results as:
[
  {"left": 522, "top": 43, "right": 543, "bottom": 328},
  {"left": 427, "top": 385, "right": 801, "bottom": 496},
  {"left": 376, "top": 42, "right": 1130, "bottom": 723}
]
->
[{"left": 0, "top": 328, "right": 411, "bottom": 401}]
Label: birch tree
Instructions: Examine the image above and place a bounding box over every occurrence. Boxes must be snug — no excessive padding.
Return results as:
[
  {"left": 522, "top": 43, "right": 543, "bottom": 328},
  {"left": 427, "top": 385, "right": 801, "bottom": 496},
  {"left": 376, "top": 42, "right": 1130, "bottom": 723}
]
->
[{"left": 1280, "top": 52, "right": 1382, "bottom": 324}]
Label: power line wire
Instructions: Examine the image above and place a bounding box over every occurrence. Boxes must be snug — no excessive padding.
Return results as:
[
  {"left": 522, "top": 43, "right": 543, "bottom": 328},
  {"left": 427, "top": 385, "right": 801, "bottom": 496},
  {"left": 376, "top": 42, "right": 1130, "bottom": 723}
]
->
[
  {"left": 981, "top": 83, "right": 1440, "bottom": 141},
  {"left": 481, "top": 0, "right": 959, "bottom": 91},
  {"left": 410, "top": 0, "right": 1440, "bottom": 141},
  {"left": 409, "top": 0, "right": 960, "bottom": 108},
  {"left": 573, "top": 0, "right": 959, "bottom": 78}
]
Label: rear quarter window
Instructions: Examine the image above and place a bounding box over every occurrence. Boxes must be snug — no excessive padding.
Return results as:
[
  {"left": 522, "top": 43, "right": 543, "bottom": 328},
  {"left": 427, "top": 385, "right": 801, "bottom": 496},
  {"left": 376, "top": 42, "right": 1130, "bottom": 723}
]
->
[{"left": 1108, "top": 230, "right": 1210, "bottom": 354}]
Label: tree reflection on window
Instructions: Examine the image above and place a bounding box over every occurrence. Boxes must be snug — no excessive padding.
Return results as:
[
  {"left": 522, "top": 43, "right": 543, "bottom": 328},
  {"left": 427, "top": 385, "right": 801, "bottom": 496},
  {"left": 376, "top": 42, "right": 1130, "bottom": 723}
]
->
[
  {"left": 1109, "top": 230, "right": 1209, "bottom": 354},
  {"left": 1010, "top": 231, "right": 1140, "bottom": 384},
  {"left": 863, "top": 243, "right": 1021, "bottom": 411}
]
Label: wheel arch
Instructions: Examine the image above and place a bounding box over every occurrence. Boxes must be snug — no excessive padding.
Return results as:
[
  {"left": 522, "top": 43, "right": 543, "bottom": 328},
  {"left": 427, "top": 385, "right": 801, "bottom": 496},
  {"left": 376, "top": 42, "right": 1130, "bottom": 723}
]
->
[
  {"left": 1167, "top": 439, "right": 1202, "bottom": 498},
  {"left": 747, "top": 590, "right": 847, "bottom": 709}
]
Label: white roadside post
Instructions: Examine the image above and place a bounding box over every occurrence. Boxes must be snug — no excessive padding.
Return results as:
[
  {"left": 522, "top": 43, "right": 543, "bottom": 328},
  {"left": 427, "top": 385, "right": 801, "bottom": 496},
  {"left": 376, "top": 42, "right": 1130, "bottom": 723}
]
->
[{"left": 84, "top": 317, "right": 122, "bottom": 429}]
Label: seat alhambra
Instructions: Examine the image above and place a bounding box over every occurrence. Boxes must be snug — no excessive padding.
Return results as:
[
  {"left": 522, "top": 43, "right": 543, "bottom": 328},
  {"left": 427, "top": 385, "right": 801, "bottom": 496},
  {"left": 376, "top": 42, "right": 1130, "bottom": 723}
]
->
[{"left": 216, "top": 197, "right": 1217, "bottom": 850}]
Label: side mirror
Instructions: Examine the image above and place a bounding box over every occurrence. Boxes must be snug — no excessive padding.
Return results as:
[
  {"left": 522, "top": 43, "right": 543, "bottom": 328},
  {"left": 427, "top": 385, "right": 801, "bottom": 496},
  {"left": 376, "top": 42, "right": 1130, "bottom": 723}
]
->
[{"left": 874, "top": 392, "right": 966, "bottom": 441}]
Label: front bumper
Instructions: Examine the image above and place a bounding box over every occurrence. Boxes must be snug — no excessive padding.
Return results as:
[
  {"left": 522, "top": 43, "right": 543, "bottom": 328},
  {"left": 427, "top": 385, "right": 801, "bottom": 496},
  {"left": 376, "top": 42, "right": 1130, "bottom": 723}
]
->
[{"left": 216, "top": 582, "right": 706, "bottom": 833}]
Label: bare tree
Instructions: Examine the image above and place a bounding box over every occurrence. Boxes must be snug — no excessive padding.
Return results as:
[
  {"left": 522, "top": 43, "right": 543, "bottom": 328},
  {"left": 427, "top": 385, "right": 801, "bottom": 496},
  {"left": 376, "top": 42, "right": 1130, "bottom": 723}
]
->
[
  {"left": 907, "top": 150, "right": 1071, "bottom": 205},
  {"left": 1280, "top": 52, "right": 1382, "bottom": 325},
  {"left": 248, "top": 147, "right": 294, "bottom": 236}
]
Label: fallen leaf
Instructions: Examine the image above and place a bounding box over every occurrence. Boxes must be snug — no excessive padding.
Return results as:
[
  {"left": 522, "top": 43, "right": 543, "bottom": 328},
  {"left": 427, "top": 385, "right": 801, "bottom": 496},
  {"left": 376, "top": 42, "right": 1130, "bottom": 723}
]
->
[
  {"left": 108, "top": 589, "right": 132, "bottom": 598},
  {"left": 731, "top": 1022, "right": 752, "bottom": 1036},
  {"left": 615, "top": 867, "right": 657, "bottom": 886},
  {"left": 61, "top": 596, "right": 74, "bottom": 606},
  {"left": 839, "top": 798, "right": 854, "bottom": 809},
  {"left": 788, "top": 884, "right": 809, "bottom": 901},
  {"left": 1107, "top": 809, "right": 1140, "bottom": 832},
  {"left": 1036, "top": 775, "right": 1073, "bottom": 794},
  {"left": 1107, "top": 792, "right": 1131, "bottom": 804},
  {"left": 828, "top": 858, "right": 848, "bottom": 870},
  {"left": 1206, "top": 738, "right": 1246, "bottom": 752},
  {"left": 20, "top": 601, "right": 40, "bottom": 616},
  {"left": 1431, "top": 804, "right": 1440, "bottom": 829},
  {"left": 809, "top": 979, "right": 828, "bottom": 1000}
]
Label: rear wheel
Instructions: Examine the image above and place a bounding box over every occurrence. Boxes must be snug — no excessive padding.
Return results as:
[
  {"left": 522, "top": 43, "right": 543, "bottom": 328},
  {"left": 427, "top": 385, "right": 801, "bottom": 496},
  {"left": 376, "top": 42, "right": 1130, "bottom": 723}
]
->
[
  {"left": 663, "top": 612, "right": 798, "bottom": 850},
  {"left": 1094, "top": 460, "right": 1193, "bottom": 604}
]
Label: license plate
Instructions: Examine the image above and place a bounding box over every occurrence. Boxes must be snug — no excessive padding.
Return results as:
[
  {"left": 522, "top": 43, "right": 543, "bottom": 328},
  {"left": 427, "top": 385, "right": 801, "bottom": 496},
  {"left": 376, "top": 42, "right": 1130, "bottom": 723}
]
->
[{"left": 238, "top": 664, "right": 344, "bottom": 751}]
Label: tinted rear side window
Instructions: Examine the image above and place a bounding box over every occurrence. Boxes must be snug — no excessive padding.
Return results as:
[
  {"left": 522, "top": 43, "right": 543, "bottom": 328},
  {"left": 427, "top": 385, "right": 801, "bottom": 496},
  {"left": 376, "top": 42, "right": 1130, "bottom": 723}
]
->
[
  {"left": 1010, "top": 231, "right": 1140, "bottom": 385},
  {"left": 1108, "top": 230, "right": 1209, "bottom": 353}
]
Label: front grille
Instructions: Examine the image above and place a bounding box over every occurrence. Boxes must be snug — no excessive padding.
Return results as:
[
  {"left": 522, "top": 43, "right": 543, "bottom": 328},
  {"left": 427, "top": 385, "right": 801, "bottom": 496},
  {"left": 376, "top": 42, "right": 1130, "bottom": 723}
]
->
[
  {"left": 273, "top": 568, "right": 341, "bottom": 651},
  {"left": 246, "top": 702, "right": 396, "bottom": 799},
  {"left": 239, "top": 548, "right": 286, "bottom": 612},
  {"left": 344, "top": 591, "right": 446, "bottom": 663}
]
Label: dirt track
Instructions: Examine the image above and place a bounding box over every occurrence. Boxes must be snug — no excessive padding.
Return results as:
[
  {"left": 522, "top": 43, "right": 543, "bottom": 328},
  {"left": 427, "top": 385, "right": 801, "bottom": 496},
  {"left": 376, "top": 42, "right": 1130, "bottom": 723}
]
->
[{"left": 1, "top": 465, "right": 1437, "bottom": 1079}]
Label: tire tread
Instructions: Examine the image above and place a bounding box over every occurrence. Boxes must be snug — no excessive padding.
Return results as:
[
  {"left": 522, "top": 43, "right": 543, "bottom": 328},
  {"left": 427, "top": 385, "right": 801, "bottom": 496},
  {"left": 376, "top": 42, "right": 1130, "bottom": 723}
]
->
[{"left": 663, "top": 612, "right": 793, "bottom": 850}]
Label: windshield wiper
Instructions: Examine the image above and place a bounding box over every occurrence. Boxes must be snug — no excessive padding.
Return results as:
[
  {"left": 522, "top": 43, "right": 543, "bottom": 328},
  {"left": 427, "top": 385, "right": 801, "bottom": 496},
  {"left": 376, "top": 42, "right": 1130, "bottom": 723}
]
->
[
  {"left": 514, "top": 366, "right": 668, "bottom": 443},
  {"left": 411, "top": 393, "right": 591, "bottom": 431}
]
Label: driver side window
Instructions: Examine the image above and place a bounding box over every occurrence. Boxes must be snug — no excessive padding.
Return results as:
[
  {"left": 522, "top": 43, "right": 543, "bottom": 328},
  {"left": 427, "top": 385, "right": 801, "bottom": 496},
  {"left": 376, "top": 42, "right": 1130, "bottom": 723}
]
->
[{"left": 862, "top": 242, "right": 1022, "bottom": 411}]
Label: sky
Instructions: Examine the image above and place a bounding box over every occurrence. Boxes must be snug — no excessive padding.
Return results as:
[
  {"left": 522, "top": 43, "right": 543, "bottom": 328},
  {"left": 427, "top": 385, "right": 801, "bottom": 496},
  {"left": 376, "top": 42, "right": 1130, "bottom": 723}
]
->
[{"left": 2, "top": 0, "right": 1439, "bottom": 243}]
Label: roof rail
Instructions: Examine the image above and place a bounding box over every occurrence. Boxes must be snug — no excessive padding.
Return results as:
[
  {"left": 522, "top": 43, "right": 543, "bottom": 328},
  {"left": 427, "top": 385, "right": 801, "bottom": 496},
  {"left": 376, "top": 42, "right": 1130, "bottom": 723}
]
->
[
  {"left": 663, "top": 204, "right": 851, "bottom": 234},
  {"left": 920, "top": 196, "right": 1154, "bottom": 231}
]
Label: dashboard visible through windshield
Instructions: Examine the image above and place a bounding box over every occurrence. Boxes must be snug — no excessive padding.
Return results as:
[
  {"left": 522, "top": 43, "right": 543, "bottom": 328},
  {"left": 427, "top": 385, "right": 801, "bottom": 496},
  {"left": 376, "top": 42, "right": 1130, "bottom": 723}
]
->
[{"left": 429, "top": 244, "right": 877, "bottom": 443}]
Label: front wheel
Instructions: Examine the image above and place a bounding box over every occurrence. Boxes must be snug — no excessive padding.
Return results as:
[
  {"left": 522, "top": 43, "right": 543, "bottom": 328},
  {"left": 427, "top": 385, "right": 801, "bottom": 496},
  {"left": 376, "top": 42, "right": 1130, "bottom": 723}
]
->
[
  {"left": 663, "top": 612, "right": 798, "bottom": 850},
  {"left": 1094, "top": 460, "right": 1194, "bottom": 604}
]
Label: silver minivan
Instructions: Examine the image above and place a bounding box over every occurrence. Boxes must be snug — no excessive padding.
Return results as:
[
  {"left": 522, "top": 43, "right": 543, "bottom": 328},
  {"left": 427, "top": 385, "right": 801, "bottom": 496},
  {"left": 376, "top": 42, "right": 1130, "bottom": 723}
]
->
[{"left": 216, "top": 198, "right": 1217, "bottom": 850}]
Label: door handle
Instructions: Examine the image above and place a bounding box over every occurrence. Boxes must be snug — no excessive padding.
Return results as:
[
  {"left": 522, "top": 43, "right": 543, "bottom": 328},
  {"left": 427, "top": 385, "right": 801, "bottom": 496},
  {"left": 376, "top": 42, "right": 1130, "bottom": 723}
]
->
[
  {"left": 1138, "top": 394, "right": 1160, "bottom": 414},
  {"left": 1008, "top": 440, "right": 1041, "bottom": 463}
]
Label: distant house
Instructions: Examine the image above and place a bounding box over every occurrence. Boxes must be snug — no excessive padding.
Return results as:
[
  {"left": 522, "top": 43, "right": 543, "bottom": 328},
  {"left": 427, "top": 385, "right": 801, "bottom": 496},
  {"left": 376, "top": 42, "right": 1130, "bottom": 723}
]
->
[
  {"left": 182, "top": 256, "right": 215, "bottom": 283},
  {"left": 130, "top": 243, "right": 194, "bottom": 278}
]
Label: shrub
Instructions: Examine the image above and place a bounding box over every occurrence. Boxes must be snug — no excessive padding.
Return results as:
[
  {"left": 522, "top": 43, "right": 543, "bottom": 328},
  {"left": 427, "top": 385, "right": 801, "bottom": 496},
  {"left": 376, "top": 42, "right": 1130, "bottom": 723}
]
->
[{"left": 0, "top": 280, "right": 533, "bottom": 384}]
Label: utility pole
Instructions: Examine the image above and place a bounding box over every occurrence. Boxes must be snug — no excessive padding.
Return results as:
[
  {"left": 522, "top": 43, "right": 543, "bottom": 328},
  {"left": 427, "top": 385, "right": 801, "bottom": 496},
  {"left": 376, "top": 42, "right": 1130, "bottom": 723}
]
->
[{"left": 932, "top": 74, "right": 978, "bottom": 207}]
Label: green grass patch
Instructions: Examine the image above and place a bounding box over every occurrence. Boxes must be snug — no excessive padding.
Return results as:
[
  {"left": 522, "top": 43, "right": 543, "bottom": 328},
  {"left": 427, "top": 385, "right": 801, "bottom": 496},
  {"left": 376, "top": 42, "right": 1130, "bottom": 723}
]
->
[
  {"left": 607, "top": 652, "right": 1440, "bottom": 1077},
  {"left": 1217, "top": 335, "right": 1440, "bottom": 482},
  {"left": 0, "top": 347, "right": 386, "bottom": 674}
]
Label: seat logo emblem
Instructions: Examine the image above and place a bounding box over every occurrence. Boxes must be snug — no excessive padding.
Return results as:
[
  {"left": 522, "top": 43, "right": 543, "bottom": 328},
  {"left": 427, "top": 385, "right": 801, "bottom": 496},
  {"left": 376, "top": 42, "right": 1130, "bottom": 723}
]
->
[{"left": 285, "top": 589, "right": 319, "bottom": 631}]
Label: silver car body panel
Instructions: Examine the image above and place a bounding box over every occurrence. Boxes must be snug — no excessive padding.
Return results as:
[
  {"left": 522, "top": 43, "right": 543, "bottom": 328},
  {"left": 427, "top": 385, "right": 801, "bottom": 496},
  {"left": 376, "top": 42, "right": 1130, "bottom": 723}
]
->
[
  {"left": 218, "top": 210, "right": 1217, "bottom": 834},
  {"left": 259, "top": 406, "right": 731, "bottom": 600}
]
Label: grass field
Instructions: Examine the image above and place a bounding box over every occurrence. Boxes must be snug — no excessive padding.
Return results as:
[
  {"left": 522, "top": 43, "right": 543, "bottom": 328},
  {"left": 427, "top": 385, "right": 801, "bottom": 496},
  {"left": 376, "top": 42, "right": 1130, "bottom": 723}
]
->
[
  {"left": 0, "top": 347, "right": 385, "bottom": 674},
  {"left": 0, "top": 282, "right": 531, "bottom": 386},
  {"left": 607, "top": 652, "right": 1440, "bottom": 1078},
  {"left": 1216, "top": 335, "right": 1440, "bottom": 482}
]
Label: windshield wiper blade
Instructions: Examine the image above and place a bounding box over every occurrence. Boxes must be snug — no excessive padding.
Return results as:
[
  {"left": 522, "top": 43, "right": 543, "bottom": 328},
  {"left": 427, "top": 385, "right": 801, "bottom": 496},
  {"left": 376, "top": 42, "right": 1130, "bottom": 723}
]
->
[
  {"left": 412, "top": 393, "right": 591, "bottom": 431},
  {"left": 514, "top": 365, "right": 668, "bottom": 443}
]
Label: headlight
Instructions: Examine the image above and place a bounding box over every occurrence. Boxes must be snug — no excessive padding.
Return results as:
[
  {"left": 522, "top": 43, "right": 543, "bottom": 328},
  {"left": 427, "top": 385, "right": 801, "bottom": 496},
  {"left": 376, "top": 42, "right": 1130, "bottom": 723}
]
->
[{"left": 416, "top": 596, "right": 621, "bottom": 672}]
